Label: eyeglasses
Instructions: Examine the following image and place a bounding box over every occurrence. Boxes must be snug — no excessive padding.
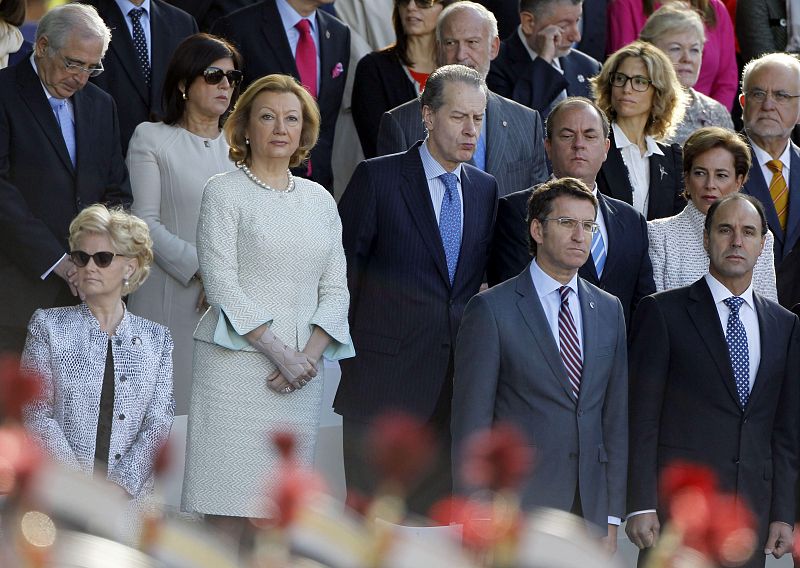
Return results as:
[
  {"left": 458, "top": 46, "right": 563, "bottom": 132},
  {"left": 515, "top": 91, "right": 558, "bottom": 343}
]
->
[
  {"left": 745, "top": 88, "right": 800, "bottom": 105},
  {"left": 541, "top": 217, "right": 599, "bottom": 234},
  {"left": 609, "top": 72, "right": 652, "bottom": 92},
  {"left": 396, "top": 0, "right": 440, "bottom": 8},
  {"left": 70, "top": 250, "right": 125, "bottom": 268},
  {"left": 61, "top": 54, "right": 104, "bottom": 78},
  {"left": 203, "top": 67, "right": 243, "bottom": 87}
]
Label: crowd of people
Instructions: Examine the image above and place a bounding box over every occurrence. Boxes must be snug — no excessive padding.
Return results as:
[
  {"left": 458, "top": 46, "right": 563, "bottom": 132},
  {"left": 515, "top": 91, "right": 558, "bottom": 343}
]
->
[{"left": 1, "top": 0, "right": 800, "bottom": 566}]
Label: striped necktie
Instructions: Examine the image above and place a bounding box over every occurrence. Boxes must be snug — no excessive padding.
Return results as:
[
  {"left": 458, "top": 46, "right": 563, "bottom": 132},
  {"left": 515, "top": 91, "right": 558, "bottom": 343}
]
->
[
  {"left": 558, "top": 286, "right": 582, "bottom": 401},
  {"left": 766, "top": 159, "right": 788, "bottom": 232},
  {"left": 591, "top": 229, "right": 606, "bottom": 278}
]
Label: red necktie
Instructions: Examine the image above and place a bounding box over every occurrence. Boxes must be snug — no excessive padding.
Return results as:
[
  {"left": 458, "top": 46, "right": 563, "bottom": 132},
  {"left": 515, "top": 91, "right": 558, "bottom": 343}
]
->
[{"left": 295, "top": 19, "right": 317, "bottom": 98}]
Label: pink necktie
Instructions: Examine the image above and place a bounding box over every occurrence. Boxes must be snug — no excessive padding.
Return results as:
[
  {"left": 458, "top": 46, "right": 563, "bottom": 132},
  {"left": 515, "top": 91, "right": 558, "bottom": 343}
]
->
[{"left": 295, "top": 19, "right": 317, "bottom": 98}]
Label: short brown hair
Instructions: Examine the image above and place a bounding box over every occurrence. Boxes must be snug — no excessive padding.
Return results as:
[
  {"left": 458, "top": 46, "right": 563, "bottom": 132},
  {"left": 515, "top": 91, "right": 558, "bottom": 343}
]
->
[
  {"left": 527, "top": 177, "right": 598, "bottom": 256},
  {"left": 682, "top": 127, "right": 751, "bottom": 199},
  {"left": 224, "top": 74, "right": 321, "bottom": 168},
  {"left": 590, "top": 41, "right": 685, "bottom": 140}
]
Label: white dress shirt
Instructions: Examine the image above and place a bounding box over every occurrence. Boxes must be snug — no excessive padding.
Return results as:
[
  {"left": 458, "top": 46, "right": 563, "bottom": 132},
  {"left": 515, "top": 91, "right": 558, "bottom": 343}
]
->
[
  {"left": 419, "top": 141, "right": 464, "bottom": 235},
  {"left": 115, "top": 0, "right": 152, "bottom": 64},
  {"left": 612, "top": 122, "right": 664, "bottom": 217},
  {"left": 276, "top": 0, "right": 321, "bottom": 90}
]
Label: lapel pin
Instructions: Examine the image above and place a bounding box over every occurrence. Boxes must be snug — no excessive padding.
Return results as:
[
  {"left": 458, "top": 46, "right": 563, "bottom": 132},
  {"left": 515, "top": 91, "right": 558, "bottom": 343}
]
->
[
  {"left": 589, "top": 301, "right": 595, "bottom": 309},
  {"left": 659, "top": 165, "right": 667, "bottom": 180},
  {"left": 325, "top": 30, "right": 330, "bottom": 39},
  {"left": 577, "top": 74, "right": 585, "bottom": 83},
  {"left": 502, "top": 120, "right": 508, "bottom": 127}
]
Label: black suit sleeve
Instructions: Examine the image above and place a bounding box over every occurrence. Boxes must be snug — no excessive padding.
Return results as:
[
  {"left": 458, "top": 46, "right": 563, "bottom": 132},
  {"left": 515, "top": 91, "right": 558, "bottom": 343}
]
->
[
  {"left": 351, "top": 53, "right": 390, "bottom": 159},
  {"left": 627, "top": 295, "right": 672, "bottom": 513},
  {"left": 669, "top": 143, "right": 687, "bottom": 216},
  {"left": 487, "top": 192, "right": 531, "bottom": 286},
  {"left": 376, "top": 111, "right": 409, "bottom": 156},
  {"left": 100, "top": 98, "right": 133, "bottom": 209}
]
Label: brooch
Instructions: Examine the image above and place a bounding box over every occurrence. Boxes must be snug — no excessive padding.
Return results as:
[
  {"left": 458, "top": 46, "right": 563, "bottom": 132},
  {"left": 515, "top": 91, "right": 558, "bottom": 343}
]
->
[{"left": 659, "top": 165, "right": 667, "bottom": 180}]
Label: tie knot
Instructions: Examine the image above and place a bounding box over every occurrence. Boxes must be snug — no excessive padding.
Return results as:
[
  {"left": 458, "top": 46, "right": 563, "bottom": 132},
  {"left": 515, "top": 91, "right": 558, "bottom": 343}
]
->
[
  {"left": 439, "top": 172, "right": 458, "bottom": 193},
  {"left": 296, "top": 18, "right": 312, "bottom": 34},
  {"left": 724, "top": 296, "right": 744, "bottom": 313},
  {"left": 48, "top": 98, "right": 67, "bottom": 112},
  {"left": 767, "top": 159, "right": 783, "bottom": 174},
  {"left": 559, "top": 286, "right": 571, "bottom": 303},
  {"left": 129, "top": 7, "right": 145, "bottom": 21}
]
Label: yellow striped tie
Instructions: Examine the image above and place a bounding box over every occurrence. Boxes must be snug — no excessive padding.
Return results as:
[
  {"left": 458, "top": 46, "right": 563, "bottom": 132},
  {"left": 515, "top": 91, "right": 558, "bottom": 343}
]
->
[{"left": 766, "top": 159, "right": 788, "bottom": 232}]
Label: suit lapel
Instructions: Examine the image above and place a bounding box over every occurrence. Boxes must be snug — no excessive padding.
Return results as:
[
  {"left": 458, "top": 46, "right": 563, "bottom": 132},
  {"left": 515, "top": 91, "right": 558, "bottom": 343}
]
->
[
  {"left": 484, "top": 93, "right": 507, "bottom": 178},
  {"left": 515, "top": 268, "right": 577, "bottom": 402},
  {"left": 647, "top": 149, "right": 672, "bottom": 219},
  {"left": 747, "top": 294, "right": 778, "bottom": 412},
  {"left": 101, "top": 0, "right": 149, "bottom": 105},
  {"left": 577, "top": 278, "right": 598, "bottom": 399},
  {"left": 454, "top": 166, "right": 480, "bottom": 288},
  {"left": 261, "top": 1, "right": 298, "bottom": 77},
  {"left": 399, "top": 145, "right": 450, "bottom": 286},
  {"left": 784, "top": 142, "right": 800, "bottom": 255},
  {"left": 600, "top": 130, "right": 633, "bottom": 203},
  {"left": 316, "top": 12, "right": 337, "bottom": 102},
  {"left": 686, "top": 279, "right": 742, "bottom": 409},
  {"left": 17, "top": 61, "right": 74, "bottom": 172},
  {"left": 148, "top": 0, "right": 168, "bottom": 108},
  {"left": 72, "top": 87, "right": 94, "bottom": 178},
  {"left": 744, "top": 142, "right": 784, "bottom": 246},
  {"left": 596, "top": 194, "right": 621, "bottom": 280}
]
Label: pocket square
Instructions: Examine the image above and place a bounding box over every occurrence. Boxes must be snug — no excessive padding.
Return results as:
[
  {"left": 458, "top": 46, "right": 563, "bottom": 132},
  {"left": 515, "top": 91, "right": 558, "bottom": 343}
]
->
[{"left": 331, "top": 62, "right": 344, "bottom": 79}]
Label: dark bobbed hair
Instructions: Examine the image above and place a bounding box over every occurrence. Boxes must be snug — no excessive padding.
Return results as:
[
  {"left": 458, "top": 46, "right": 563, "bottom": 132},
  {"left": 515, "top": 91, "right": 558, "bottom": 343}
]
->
[
  {"left": 0, "top": 0, "right": 26, "bottom": 27},
  {"left": 704, "top": 193, "right": 768, "bottom": 237},
  {"left": 225, "top": 74, "right": 320, "bottom": 169},
  {"left": 682, "top": 126, "right": 751, "bottom": 199},
  {"left": 526, "top": 177, "right": 598, "bottom": 256},
  {"left": 545, "top": 96, "right": 610, "bottom": 140},
  {"left": 161, "top": 33, "right": 242, "bottom": 127},
  {"left": 390, "top": 0, "right": 458, "bottom": 67}
]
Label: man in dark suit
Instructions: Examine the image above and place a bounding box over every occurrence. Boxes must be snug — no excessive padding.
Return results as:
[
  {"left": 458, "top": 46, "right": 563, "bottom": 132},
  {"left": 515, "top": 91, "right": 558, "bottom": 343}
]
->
[
  {"left": 739, "top": 52, "right": 800, "bottom": 309},
  {"left": 487, "top": 0, "right": 601, "bottom": 118},
  {"left": 336, "top": 65, "right": 498, "bottom": 514},
  {"left": 84, "top": 0, "right": 198, "bottom": 154},
  {"left": 488, "top": 97, "right": 654, "bottom": 325},
  {"left": 211, "top": 0, "right": 349, "bottom": 192},
  {"left": 452, "top": 177, "right": 628, "bottom": 550},
  {"left": 376, "top": 1, "right": 548, "bottom": 197},
  {"left": 626, "top": 193, "right": 800, "bottom": 568},
  {"left": 0, "top": 3, "right": 132, "bottom": 354}
]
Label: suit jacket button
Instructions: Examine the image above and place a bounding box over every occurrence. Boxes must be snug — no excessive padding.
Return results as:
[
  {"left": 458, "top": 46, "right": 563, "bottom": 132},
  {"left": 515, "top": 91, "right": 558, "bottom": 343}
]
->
[
  {"left": 114, "top": 453, "right": 121, "bottom": 460},
  {"left": 569, "top": 452, "right": 578, "bottom": 459},
  {"left": 577, "top": 410, "right": 584, "bottom": 417},
  {"left": 733, "top": 458, "right": 740, "bottom": 464},
  {"left": 118, "top": 413, "right": 125, "bottom": 420}
]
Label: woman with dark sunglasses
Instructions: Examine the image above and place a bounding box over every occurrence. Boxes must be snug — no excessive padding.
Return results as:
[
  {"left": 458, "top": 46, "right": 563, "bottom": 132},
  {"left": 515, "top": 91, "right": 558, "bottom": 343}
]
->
[
  {"left": 125, "top": 33, "right": 240, "bottom": 418},
  {"left": 21, "top": 204, "right": 174, "bottom": 527}
]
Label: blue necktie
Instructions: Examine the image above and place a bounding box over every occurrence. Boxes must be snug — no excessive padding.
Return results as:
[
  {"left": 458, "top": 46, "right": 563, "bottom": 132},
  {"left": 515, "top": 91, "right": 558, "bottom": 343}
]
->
[
  {"left": 723, "top": 296, "right": 750, "bottom": 407},
  {"left": 129, "top": 7, "right": 151, "bottom": 86},
  {"left": 49, "top": 98, "right": 76, "bottom": 167},
  {"left": 438, "top": 172, "right": 462, "bottom": 284},
  {"left": 472, "top": 128, "right": 486, "bottom": 171},
  {"left": 591, "top": 229, "right": 606, "bottom": 277}
]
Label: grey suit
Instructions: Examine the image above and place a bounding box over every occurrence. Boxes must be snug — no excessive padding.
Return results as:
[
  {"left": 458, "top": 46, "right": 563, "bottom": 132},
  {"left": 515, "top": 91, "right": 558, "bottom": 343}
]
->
[
  {"left": 451, "top": 265, "right": 628, "bottom": 530},
  {"left": 376, "top": 92, "right": 549, "bottom": 197},
  {"left": 736, "top": 0, "right": 787, "bottom": 62}
]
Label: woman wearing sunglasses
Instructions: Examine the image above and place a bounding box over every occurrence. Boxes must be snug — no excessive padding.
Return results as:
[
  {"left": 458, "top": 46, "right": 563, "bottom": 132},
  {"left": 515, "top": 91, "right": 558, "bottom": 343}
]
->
[
  {"left": 591, "top": 40, "right": 687, "bottom": 221},
  {"left": 351, "top": 0, "right": 457, "bottom": 158},
  {"left": 21, "top": 205, "right": 174, "bottom": 507},
  {"left": 126, "top": 33, "right": 240, "bottom": 417}
]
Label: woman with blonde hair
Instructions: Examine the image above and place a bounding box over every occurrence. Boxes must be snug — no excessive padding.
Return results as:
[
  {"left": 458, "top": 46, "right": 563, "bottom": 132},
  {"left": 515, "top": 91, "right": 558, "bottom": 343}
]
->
[
  {"left": 182, "top": 74, "right": 352, "bottom": 529},
  {"left": 592, "top": 40, "right": 687, "bottom": 220},
  {"left": 22, "top": 204, "right": 174, "bottom": 500},
  {"left": 639, "top": 3, "right": 734, "bottom": 144}
]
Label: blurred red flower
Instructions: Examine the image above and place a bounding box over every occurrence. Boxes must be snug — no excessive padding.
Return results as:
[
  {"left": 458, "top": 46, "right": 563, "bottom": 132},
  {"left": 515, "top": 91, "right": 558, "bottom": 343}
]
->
[
  {"left": 429, "top": 495, "right": 520, "bottom": 552},
  {"left": 660, "top": 461, "right": 718, "bottom": 535},
  {"left": 0, "top": 355, "right": 43, "bottom": 422},
  {"left": 0, "top": 424, "right": 44, "bottom": 494},
  {"left": 367, "top": 412, "right": 435, "bottom": 490},
  {"left": 461, "top": 423, "right": 533, "bottom": 492},
  {"left": 272, "top": 431, "right": 296, "bottom": 461},
  {"left": 271, "top": 464, "right": 326, "bottom": 528},
  {"left": 705, "top": 495, "right": 756, "bottom": 567}
]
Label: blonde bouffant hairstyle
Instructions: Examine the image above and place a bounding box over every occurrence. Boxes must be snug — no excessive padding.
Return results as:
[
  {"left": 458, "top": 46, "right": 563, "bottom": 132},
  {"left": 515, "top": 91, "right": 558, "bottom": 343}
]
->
[
  {"left": 225, "top": 74, "right": 321, "bottom": 168},
  {"left": 590, "top": 41, "right": 686, "bottom": 141},
  {"left": 68, "top": 204, "right": 154, "bottom": 294}
]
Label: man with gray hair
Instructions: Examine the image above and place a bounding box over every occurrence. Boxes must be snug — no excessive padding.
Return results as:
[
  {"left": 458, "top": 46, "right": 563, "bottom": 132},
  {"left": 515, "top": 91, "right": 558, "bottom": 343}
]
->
[
  {"left": 0, "top": 3, "right": 132, "bottom": 353},
  {"left": 376, "top": 0, "right": 548, "bottom": 197},
  {"left": 336, "top": 64, "right": 499, "bottom": 514},
  {"left": 487, "top": 0, "right": 600, "bottom": 117},
  {"left": 740, "top": 52, "right": 800, "bottom": 309}
]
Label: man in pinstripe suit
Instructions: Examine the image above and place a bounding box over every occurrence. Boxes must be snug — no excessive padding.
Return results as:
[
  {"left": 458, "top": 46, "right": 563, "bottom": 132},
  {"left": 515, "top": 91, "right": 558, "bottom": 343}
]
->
[
  {"left": 336, "top": 65, "right": 498, "bottom": 515},
  {"left": 375, "top": 1, "right": 548, "bottom": 197}
]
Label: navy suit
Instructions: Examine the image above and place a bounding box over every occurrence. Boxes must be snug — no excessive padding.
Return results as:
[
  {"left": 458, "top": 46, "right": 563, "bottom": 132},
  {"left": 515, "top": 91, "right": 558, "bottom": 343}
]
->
[
  {"left": 628, "top": 280, "right": 800, "bottom": 566},
  {"left": 487, "top": 185, "right": 655, "bottom": 325},
  {"left": 598, "top": 129, "right": 686, "bottom": 221},
  {"left": 85, "top": 0, "right": 198, "bottom": 154},
  {"left": 488, "top": 32, "right": 600, "bottom": 116},
  {"left": 0, "top": 59, "right": 132, "bottom": 351},
  {"left": 211, "top": 0, "right": 350, "bottom": 191}
]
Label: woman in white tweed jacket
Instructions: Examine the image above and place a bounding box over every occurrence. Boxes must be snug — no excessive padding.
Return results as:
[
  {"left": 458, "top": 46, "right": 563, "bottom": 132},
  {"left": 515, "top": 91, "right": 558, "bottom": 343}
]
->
[
  {"left": 22, "top": 205, "right": 174, "bottom": 499},
  {"left": 648, "top": 127, "right": 778, "bottom": 300}
]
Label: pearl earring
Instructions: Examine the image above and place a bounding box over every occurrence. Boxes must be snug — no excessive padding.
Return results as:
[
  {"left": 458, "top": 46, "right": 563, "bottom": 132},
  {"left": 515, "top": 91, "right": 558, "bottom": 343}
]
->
[
  {"left": 181, "top": 91, "right": 188, "bottom": 100},
  {"left": 245, "top": 137, "right": 250, "bottom": 145}
]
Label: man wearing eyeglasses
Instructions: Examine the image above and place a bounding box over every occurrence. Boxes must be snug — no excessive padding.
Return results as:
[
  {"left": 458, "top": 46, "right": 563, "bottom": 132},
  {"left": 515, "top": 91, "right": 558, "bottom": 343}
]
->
[
  {"left": 0, "top": 3, "right": 132, "bottom": 354},
  {"left": 451, "top": 176, "right": 628, "bottom": 553},
  {"left": 486, "top": 0, "right": 600, "bottom": 118},
  {"left": 83, "top": 0, "right": 198, "bottom": 155},
  {"left": 740, "top": 52, "right": 800, "bottom": 312}
]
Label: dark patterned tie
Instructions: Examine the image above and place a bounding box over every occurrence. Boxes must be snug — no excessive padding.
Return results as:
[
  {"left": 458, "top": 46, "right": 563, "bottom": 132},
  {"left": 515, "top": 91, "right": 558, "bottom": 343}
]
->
[
  {"left": 558, "top": 286, "right": 582, "bottom": 401},
  {"left": 723, "top": 296, "right": 750, "bottom": 407},
  {"left": 128, "top": 7, "right": 151, "bottom": 86},
  {"left": 438, "top": 172, "right": 461, "bottom": 284}
]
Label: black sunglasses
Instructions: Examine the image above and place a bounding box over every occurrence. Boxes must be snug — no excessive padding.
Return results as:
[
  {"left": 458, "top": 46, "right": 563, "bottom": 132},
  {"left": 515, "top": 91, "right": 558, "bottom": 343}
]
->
[
  {"left": 203, "top": 67, "right": 243, "bottom": 87},
  {"left": 70, "top": 250, "right": 125, "bottom": 268},
  {"left": 396, "top": 0, "right": 440, "bottom": 7}
]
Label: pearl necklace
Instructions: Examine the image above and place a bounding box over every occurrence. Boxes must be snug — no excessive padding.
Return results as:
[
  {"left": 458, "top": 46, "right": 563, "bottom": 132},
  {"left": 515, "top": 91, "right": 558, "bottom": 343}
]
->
[{"left": 240, "top": 164, "right": 295, "bottom": 193}]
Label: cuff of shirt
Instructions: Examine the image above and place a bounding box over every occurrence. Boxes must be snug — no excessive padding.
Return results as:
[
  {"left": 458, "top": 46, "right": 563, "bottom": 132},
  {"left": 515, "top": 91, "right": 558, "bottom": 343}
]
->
[
  {"left": 608, "top": 516, "right": 621, "bottom": 526},
  {"left": 41, "top": 253, "right": 67, "bottom": 280},
  {"left": 625, "top": 509, "right": 657, "bottom": 520}
]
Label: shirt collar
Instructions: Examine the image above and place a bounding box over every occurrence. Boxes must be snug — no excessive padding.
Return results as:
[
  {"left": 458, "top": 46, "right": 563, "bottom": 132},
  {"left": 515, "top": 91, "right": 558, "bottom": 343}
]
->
[
  {"left": 530, "top": 257, "right": 580, "bottom": 300},
  {"left": 612, "top": 122, "right": 664, "bottom": 157},
  {"left": 748, "top": 135, "right": 792, "bottom": 171},
  {"left": 704, "top": 273, "right": 756, "bottom": 311},
  {"left": 276, "top": 0, "right": 317, "bottom": 35},
  {"left": 29, "top": 54, "right": 61, "bottom": 101},
  {"left": 115, "top": 0, "right": 151, "bottom": 17},
  {"left": 419, "top": 140, "right": 463, "bottom": 181}
]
